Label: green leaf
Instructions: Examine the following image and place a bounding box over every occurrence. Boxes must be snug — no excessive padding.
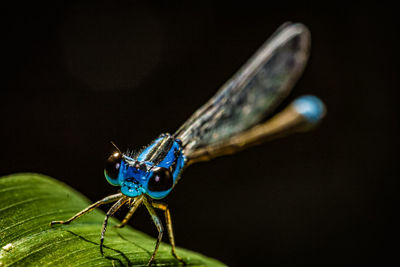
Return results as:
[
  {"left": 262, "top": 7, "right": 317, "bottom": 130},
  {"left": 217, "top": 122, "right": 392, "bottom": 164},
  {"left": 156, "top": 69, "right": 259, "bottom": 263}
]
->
[{"left": 0, "top": 173, "right": 225, "bottom": 267}]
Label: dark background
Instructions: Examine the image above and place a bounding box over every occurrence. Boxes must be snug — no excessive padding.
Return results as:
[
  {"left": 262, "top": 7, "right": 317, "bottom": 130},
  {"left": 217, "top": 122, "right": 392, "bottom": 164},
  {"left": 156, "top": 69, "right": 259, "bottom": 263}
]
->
[{"left": 1, "top": 1, "right": 398, "bottom": 266}]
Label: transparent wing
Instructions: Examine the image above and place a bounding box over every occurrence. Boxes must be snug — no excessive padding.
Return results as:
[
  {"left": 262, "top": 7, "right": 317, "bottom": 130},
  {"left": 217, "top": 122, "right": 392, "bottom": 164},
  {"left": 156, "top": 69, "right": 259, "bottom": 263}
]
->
[{"left": 175, "top": 23, "right": 311, "bottom": 159}]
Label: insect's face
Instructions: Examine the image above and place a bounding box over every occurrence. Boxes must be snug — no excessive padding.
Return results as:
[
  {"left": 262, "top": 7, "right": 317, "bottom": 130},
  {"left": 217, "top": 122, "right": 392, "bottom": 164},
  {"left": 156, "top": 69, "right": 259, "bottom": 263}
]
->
[{"left": 104, "top": 135, "right": 186, "bottom": 199}]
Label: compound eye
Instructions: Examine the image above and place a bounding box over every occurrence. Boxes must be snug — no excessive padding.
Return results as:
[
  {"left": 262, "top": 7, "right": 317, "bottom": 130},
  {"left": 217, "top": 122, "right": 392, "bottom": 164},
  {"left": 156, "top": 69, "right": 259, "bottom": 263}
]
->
[
  {"left": 104, "top": 152, "right": 122, "bottom": 185},
  {"left": 148, "top": 167, "right": 173, "bottom": 192}
]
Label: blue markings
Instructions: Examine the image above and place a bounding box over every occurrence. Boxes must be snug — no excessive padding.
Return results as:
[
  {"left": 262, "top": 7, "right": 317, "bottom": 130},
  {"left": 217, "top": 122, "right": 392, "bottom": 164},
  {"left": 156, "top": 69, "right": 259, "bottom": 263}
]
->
[
  {"left": 118, "top": 160, "right": 149, "bottom": 197},
  {"left": 293, "top": 95, "right": 326, "bottom": 124},
  {"left": 113, "top": 138, "right": 185, "bottom": 199},
  {"left": 146, "top": 140, "right": 185, "bottom": 199},
  {"left": 157, "top": 141, "right": 182, "bottom": 169},
  {"left": 173, "top": 152, "right": 185, "bottom": 182}
]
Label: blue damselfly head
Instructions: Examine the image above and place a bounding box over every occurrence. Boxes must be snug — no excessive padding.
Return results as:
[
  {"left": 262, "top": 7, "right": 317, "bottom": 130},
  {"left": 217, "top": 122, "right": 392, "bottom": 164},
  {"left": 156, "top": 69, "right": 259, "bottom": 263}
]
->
[{"left": 103, "top": 135, "right": 185, "bottom": 199}]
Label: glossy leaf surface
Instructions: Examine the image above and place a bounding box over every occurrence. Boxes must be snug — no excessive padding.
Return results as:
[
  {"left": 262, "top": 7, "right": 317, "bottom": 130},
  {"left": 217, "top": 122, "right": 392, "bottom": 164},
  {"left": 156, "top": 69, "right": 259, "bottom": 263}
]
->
[{"left": 0, "top": 173, "right": 225, "bottom": 267}]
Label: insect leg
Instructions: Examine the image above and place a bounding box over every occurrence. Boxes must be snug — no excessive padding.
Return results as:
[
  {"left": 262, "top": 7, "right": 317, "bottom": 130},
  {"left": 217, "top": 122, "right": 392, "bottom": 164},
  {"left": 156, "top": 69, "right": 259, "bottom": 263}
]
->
[
  {"left": 100, "top": 196, "right": 129, "bottom": 254},
  {"left": 114, "top": 195, "right": 144, "bottom": 228},
  {"left": 143, "top": 197, "right": 163, "bottom": 266},
  {"left": 152, "top": 202, "right": 185, "bottom": 264},
  {"left": 50, "top": 193, "right": 123, "bottom": 226}
]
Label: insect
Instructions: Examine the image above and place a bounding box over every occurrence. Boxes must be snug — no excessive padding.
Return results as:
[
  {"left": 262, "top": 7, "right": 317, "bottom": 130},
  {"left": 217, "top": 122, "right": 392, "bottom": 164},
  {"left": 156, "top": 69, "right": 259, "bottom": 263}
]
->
[{"left": 51, "top": 22, "right": 326, "bottom": 266}]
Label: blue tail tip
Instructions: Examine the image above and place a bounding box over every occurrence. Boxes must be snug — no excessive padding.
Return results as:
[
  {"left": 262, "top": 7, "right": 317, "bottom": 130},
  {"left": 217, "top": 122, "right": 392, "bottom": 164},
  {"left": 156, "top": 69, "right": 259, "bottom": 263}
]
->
[{"left": 293, "top": 95, "right": 326, "bottom": 124}]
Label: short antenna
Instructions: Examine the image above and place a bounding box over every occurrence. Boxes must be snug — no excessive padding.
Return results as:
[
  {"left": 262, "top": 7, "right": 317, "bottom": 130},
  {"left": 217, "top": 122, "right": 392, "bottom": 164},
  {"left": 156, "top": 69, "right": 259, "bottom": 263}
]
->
[{"left": 110, "top": 141, "right": 122, "bottom": 154}]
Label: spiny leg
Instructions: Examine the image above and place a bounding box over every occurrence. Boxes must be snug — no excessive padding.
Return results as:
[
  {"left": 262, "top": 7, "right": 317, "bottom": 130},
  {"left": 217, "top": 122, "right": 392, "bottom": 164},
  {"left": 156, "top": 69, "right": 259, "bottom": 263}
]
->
[
  {"left": 152, "top": 202, "right": 185, "bottom": 264},
  {"left": 143, "top": 197, "right": 164, "bottom": 266},
  {"left": 115, "top": 195, "right": 144, "bottom": 228},
  {"left": 50, "top": 193, "right": 123, "bottom": 226},
  {"left": 100, "top": 196, "right": 129, "bottom": 254}
]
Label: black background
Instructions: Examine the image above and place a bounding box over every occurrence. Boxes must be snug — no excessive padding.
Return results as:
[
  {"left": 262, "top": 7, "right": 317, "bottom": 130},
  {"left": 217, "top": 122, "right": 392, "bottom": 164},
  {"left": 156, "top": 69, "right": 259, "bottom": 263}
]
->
[{"left": 1, "top": 1, "right": 398, "bottom": 266}]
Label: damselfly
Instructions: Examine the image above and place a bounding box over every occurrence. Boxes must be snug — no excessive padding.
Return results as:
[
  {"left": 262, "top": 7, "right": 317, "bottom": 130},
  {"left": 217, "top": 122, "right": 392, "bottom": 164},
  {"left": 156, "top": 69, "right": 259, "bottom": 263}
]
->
[{"left": 51, "top": 22, "right": 326, "bottom": 266}]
